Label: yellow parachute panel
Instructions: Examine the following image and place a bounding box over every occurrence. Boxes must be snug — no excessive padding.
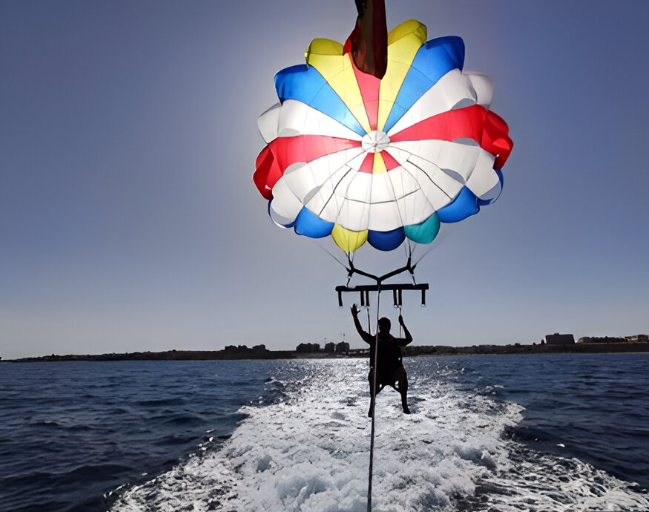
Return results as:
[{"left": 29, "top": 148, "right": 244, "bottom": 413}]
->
[
  {"left": 332, "top": 224, "right": 368, "bottom": 252},
  {"left": 372, "top": 153, "right": 387, "bottom": 174},
  {"left": 305, "top": 39, "right": 372, "bottom": 134},
  {"left": 377, "top": 20, "right": 427, "bottom": 131}
]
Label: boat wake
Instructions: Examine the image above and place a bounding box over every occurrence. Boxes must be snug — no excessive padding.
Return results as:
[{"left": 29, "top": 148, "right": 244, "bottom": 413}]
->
[{"left": 110, "top": 359, "right": 649, "bottom": 512}]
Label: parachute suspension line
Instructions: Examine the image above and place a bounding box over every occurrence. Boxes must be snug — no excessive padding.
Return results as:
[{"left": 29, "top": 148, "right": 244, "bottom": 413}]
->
[
  {"left": 346, "top": 257, "right": 417, "bottom": 285},
  {"left": 346, "top": 252, "right": 356, "bottom": 287},
  {"left": 383, "top": 164, "right": 413, "bottom": 273},
  {"left": 412, "top": 244, "right": 435, "bottom": 269},
  {"left": 367, "top": 284, "right": 382, "bottom": 512},
  {"left": 400, "top": 239, "right": 412, "bottom": 276},
  {"left": 309, "top": 239, "right": 349, "bottom": 271},
  {"left": 409, "top": 239, "right": 417, "bottom": 262},
  {"left": 404, "top": 238, "right": 412, "bottom": 259},
  {"left": 405, "top": 241, "right": 418, "bottom": 285}
]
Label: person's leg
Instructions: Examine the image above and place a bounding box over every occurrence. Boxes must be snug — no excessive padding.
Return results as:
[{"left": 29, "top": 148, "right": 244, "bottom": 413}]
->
[
  {"left": 368, "top": 370, "right": 384, "bottom": 417},
  {"left": 397, "top": 366, "right": 410, "bottom": 414}
]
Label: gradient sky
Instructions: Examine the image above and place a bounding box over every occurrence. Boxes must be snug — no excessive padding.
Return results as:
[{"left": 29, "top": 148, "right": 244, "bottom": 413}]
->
[{"left": 2, "top": 1, "right": 648, "bottom": 360}]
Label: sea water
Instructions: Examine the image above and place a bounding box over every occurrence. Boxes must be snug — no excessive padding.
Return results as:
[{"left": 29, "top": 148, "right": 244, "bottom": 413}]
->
[{"left": 0, "top": 354, "right": 647, "bottom": 511}]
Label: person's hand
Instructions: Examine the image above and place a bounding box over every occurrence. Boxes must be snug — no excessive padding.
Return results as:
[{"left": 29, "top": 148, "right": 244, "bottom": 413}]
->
[
  {"left": 351, "top": 304, "right": 360, "bottom": 317},
  {"left": 398, "top": 314, "right": 404, "bottom": 325}
]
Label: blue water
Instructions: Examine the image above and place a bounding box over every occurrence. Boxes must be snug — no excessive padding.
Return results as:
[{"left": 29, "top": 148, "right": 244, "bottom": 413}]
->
[
  {"left": 0, "top": 353, "right": 647, "bottom": 511},
  {"left": 0, "top": 360, "right": 276, "bottom": 512},
  {"left": 467, "top": 353, "right": 649, "bottom": 489}
]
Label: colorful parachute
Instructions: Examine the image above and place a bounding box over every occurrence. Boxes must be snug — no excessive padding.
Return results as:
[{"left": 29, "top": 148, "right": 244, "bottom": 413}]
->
[{"left": 254, "top": 20, "right": 512, "bottom": 254}]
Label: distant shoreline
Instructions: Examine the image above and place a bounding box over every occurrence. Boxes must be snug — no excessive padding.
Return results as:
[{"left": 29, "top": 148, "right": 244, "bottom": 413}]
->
[{"left": 4, "top": 342, "right": 649, "bottom": 363}]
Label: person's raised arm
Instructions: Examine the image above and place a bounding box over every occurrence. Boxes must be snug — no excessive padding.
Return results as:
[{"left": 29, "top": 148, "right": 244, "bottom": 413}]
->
[
  {"left": 351, "top": 305, "right": 373, "bottom": 344},
  {"left": 397, "top": 315, "right": 413, "bottom": 346}
]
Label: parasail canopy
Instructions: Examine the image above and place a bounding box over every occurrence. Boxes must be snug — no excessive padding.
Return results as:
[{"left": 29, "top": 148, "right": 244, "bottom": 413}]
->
[{"left": 254, "top": 20, "right": 513, "bottom": 254}]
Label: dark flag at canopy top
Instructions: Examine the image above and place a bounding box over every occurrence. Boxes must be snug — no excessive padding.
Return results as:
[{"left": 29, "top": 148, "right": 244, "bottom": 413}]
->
[{"left": 350, "top": 0, "right": 388, "bottom": 79}]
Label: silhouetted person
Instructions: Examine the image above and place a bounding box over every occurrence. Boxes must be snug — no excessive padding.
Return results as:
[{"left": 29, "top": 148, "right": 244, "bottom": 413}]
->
[{"left": 351, "top": 304, "right": 413, "bottom": 416}]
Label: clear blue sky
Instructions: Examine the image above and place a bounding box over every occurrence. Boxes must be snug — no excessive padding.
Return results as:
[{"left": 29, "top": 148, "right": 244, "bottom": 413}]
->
[{"left": 2, "top": 1, "right": 648, "bottom": 360}]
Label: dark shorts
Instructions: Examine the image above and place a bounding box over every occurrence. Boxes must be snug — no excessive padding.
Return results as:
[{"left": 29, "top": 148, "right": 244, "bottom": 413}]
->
[{"left": 369, "top": 365, "right": 405, "bottom": 386}]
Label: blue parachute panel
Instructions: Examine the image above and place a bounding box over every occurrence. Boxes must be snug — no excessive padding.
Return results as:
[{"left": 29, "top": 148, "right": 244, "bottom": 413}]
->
[
  {"left": 384, "top": 36, "right": 466, "bottom": 133},
  {"left": 367, "top": 227, "right": 406, "bottom": 251},
  {"left": 437, "top": 187, "right": 479, "bottom": 223},
  {"left": 275, "top": 65, "right": 366, "bottom": 136},
  {"left": 294, "top": 207, "right": 334, "bottom": 238}
]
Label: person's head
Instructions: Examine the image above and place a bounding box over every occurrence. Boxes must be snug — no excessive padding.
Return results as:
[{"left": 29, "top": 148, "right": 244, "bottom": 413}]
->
[{"left": 378, "top": 317, "right": 391, "bottom": 333}]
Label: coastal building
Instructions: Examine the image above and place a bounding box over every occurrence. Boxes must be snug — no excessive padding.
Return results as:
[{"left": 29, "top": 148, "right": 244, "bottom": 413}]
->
[
  {"left": 336, "top": 341, "right": 350, "bottom": 354},
  {"left": 545, "top": 333, "right": 575, "bottom": 345},
  {"left": 324, "top": 342, "right": 336, "bottom": 353},
  {"left": 578, "top": 336, "right": 628, "bottom": 344},
  {"left": 578, "top": 334, "right": 648, "bottom": 344},
  {"left": 296, "top": 342, "right": 320, "bottom": 353},
  {"left": 626, "top": 334, "right": 649, "bottom": 342}
]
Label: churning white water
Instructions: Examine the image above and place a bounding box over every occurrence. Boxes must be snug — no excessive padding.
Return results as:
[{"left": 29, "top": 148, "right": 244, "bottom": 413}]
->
[{"left": 111, "top": 358, "right": 649, "bottom": 512}]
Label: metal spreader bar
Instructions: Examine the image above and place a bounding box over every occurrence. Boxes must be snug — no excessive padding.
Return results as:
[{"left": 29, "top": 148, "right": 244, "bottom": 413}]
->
[{"left": 336, "top": 283, "right": 429, "bottom": 307}]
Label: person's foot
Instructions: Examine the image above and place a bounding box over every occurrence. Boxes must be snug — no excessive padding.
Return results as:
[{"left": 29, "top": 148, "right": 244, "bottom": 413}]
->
[
  {"left": 402, "top": 405, "right": 411, "bottom": 414},
  {"left": 368, "top": 408, "right": 373, "bottom": 418}
]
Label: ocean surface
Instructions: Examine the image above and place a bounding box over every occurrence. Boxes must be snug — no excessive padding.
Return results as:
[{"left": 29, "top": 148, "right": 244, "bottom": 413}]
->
[{"left": 0, "top": 353, "right": 647, "bottom": 512}]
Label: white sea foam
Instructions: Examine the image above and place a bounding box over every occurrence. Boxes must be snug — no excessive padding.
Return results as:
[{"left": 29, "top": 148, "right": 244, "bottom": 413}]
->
[{"left": 111, "top": 359, "right": 649, "bottom": 512}]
